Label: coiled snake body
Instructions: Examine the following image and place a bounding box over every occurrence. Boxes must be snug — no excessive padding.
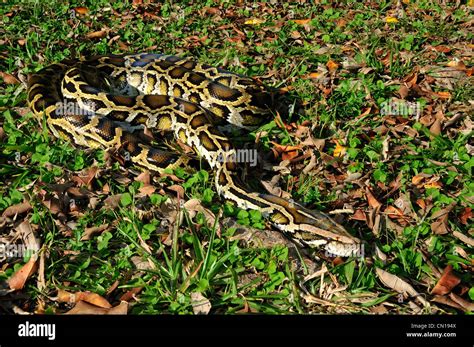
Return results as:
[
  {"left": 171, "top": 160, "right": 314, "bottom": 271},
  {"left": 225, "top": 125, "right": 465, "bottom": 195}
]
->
[{"left": 27, "top": 53, "right": 360, "bottom": 256}]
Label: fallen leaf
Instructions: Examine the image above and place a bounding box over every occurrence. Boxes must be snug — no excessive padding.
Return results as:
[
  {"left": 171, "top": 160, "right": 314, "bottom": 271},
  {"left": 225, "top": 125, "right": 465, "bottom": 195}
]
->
[
  {"left": 73, "top": 7, "right": 89, "bottom": 15},
  {"left": 8, "top": 258, "right": 38, "bottom": 290},
  {"left": 103, "top": 194, "right": 123, "bottom": 209},
  {"left": 72, "top": 166, "right": 99, "bottom": 187},
  {"left": 191, "top": 292, "right": 211, "bottom": 315},
  {"left": 302, "top": 72, "right": 320, "bottom": 79},
  {"left": 81, "top": 224, "right": 109, "bottom": 241},
  {"left": 430, "top": 203, "right": 455, "bottom": 235},
  {"left": 459, "top": 207, "right": 472, "bottom": 225},
  {"left": 398, "top": 85, "right": 409, "bottom": 99},
  {"left": 351, "top": 209, "right": 367, "bottom": 221},
  {"left": 244, "top": 18, "right": 265, "bottom": 25},
  {"left": 0, "top": 71, "right": 20, "bottom": 84},
  {"left": 86, "top": 30, "right": 108, "bottom": 39},
  {"left": 16, "top": 220, "right": 41, "bottom": 260},
  {"left": 138, "top": 184, "right": 156, "bottom": 196},
  {"left": 432, "top": 45, "right": 451, "bottom": 53},
  {"left": 135, "top": 171, "right": 151, "bottom": 185},
  {"left": 293, "top": 19, "right": 311, "bottom": 25},
  {"left": 2, "top": 201, "right": 32, "bottom": 217},
  {"left": 326, "top": 60, "right": 339, "bottom": 72},
  {"left": 290, "top": 30, "right": 301, "bottom": 39},
  {"left": 430, "top": 217, "right": 449, "bottom": 235},
  {"left": 431, "top": 265, "right": 461, "bottom": 295},
  {"left": 183, "top": 199, "right": 221, "bottom": 235},
  {"left": 366, "top": 188, "right": 382, "bottom": 209},
  {"left": 430, "top": 118, "right": 442, "bottom": 135},
  {"left": 376, "top": 268, "right": 428, "bottom": 306},
  {"left": 385, "top": 205, "right": 404, "bottom": 219},
  {"left": 120, "top": 287, "right": 143, "bottom": 302},
  {"left": 434, "top": 91, "right": 451, "bottom": 99},
  {"left": 168, "top": 185, "right": 185, "bottom": 198},
  {"left": 385, "top": 16, "right": 399, "bottom": 23},
  {"left": 333, "top": 141, "right": 346, "bottom": 157},
  {"left": 452, "top": 231, "right": 474, "bottom": 247},
  {"left": 448, "top": 292, "right": 474, "bottom": 312},
  {"left": 57, "top": 289, "right": 112, "bottom": 308},
  {"left": 65, "top": 300, "right": 127, "bottom": 315},
  {"left": 411, "top": 173, "right": 431, "bottom": 186}
]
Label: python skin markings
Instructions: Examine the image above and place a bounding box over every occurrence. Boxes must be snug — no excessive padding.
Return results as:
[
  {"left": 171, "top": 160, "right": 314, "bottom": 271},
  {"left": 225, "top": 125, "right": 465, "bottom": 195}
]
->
[{"left": 27, "top": 53, "right": 361, "bottom": 256}]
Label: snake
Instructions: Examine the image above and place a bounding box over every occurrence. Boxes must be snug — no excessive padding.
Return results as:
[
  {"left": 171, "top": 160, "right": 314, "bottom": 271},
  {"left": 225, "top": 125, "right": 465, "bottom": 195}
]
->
[{"left": 27, "top": 53, "right": 361, "bottom": 257}]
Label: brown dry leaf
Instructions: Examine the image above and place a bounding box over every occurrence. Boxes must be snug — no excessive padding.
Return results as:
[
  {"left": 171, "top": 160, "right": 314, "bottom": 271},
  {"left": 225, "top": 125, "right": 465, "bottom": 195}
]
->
[
  {"left": 459, "top": 207, "right": 472, "bottom": 225},
  {"left": 326, "top": 60, "right": 339, "bottom": 72},
  {"left": 65, "top": 300, "right": 127, "bottom": 315},
  {"left": 81, "top": 224, "right": 109, "bottom": 241},
  {"left": 86, "top": 30, "right": 108, "bottom": 39},
  {"left": 365, "top": 188, "right": 382, "bottom": 209},
  {"left": 376, "top": 268, "right": 428, "bottom": 306},
  {"left": 430, "top": 118, "right": 442, "bottom": 136},
  {"left": 448, "top": 293, "right": 474, "bottom": 312},
  {"left": 120, "top": 287, "right": 143, "bottom": 302},
  {"left": 446, "top": 59, "right": 467, "bottom": 70},
  {"left": 183, "top": 199, "right": 220, "bottom": 235},
  {"left": 430, "top": 217, "right": 449, "bottom": 235},
  {"left": 290, "top": 30, "right": 301, "bottom": 39},
  {"left": 190, "top": 292, "right": 212, "bottom": 315},
  {"left": 168, "top": 184, "right": 185, "bottom": 198},
  {"left": 138, "top": 184, "right": 156, "bottom": 196},
  {"left": 0, "top": 71, "right": 20, "bottom": 84},
  {"left": 333, "top": 141, "right": 346, "bottom": 158},
  {"left": 293, "top": 19, "right": 311, "bottom": 25},
  {"left": 135, "top": 171, "right": 151, "bottom": 185},
  {"left": 411, "top": 173, "right": 431, "bottom": 186},
  {"left": 72, "top": 166, "right": 99, "bottom": 187},
  {"left": 16, "top": 220, "right": 41, "bottom": 259},
  {"left": 282, "top": 150, "right": 299, "bottom": 161},
  {"left": 351, "top": 209, "right": 367, "bottom": 221},
  {"left": 118, "top": 41, "right": 129, "bottom": 51},
  {"left": 452, "top": 231, "right": 474, "bottom": 247},
  {"left": 434, "top": 91, "right": 452, "bottom": 99},
  {"left": 103, "top": 194, "right": 123, "bottom": 209},
  {"left": 432, "top": 45, "right": 451, "bottom": 53},
  {"left": 431, "top": 265, "right": 461, "bottom": 295},
  {"left": 8, "top": 258, "right": 38, "bottom": 290},
  {"left": 261, "top": 175, "right": 291, "bottom": 199},
  {"left": 302, "top": 136, "right": 325, "bottom": 150},
  {"left": 430, "top": 203, "right": 455, "bottom": 235},
  {"left": 2, "top": 201, "right": 32, "bottom": 217},
  {"left": 73, "top": 6, "right": 88, "bottom": 15},
  {"left": 385, "top": 205, "right": 404, "bottom": 219},
  {"left": 431, "top": 295, "right": 465, "bottom": 311},
  {"left": 398, "top": 84, "right": 409, "bottom": 99},
  {"left": 302, "top": 72, "right": 321, "bottom": 79},
  {"left": 57, "top": 289, "right": 112, "bottom": 308}
]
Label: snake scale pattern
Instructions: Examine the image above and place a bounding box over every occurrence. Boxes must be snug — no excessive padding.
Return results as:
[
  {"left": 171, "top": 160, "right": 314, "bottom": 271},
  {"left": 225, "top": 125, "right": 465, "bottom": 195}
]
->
[{"left": 27, "top": 53, "right": 361, "bottom": 256}]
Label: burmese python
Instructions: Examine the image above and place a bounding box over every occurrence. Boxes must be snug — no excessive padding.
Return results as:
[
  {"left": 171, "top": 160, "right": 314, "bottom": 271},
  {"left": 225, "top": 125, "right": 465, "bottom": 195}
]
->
[{"left": 27, "top": 53, "right": 361, "bottom": 256}]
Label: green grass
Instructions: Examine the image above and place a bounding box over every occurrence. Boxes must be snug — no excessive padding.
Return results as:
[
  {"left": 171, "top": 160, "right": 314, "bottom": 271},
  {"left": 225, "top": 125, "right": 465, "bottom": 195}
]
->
[{"left": 0, "top": 0, "right": 472, "bottom": 314}]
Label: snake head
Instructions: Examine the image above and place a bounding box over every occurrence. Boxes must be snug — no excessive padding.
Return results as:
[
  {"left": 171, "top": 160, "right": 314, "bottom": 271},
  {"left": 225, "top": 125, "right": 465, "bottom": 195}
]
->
[{"left": 259, "top": 194, "right": 362, "bottom": 257}]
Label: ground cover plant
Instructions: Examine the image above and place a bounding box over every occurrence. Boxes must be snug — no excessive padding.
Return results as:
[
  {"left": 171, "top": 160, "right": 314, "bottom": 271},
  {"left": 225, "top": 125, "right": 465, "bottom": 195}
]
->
[{"left": 0, "top": 0, "right": 472, "bottom": 315}]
